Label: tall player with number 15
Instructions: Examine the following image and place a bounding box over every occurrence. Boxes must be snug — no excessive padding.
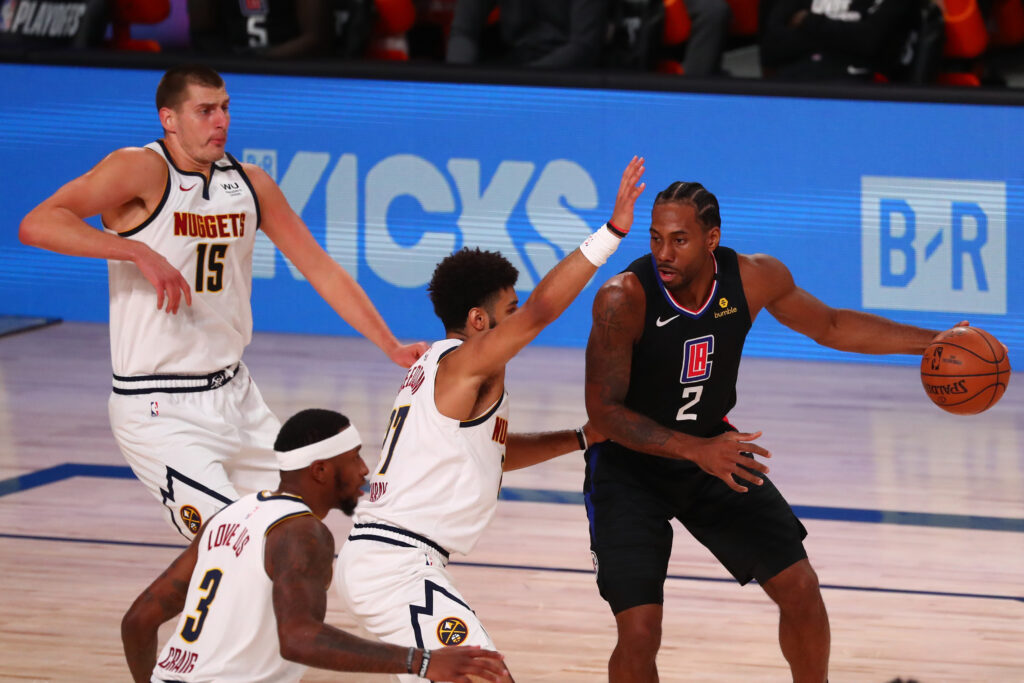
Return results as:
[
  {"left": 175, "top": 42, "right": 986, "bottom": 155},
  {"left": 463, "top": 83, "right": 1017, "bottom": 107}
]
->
[
  {"left": 19, "top": 65, "right": 427, "bottom": 540},
  {"left": 334, "top": 157, "right": 647, "bottom": 681}
]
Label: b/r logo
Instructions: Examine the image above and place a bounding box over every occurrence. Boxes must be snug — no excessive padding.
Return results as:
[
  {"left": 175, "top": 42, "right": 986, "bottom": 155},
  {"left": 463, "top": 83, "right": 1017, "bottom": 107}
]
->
[{"left": 860, "top": 176, "right": 1006, "bottom": 315}]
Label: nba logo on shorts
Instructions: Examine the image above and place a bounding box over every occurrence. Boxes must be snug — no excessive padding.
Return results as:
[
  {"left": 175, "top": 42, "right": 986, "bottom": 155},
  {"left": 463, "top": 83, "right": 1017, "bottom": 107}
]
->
[
  {"left": 860, "top": 176, "right": 1006, "bottom": 314},
  {"left": 680, "top": 335, "right": 714, "bottom": 384},
  {"left": 150, "top": 401, "right": 159, "bottom": 417}
]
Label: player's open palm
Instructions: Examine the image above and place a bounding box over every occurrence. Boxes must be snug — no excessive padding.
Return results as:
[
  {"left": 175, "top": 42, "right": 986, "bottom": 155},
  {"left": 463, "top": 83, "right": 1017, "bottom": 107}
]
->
[
  {"left": 134, "top": 244, "right": 192, "bottom": 314},
  {"left": 692, "top": 430, "right": 771, "bottom": 493},
  {"left": 609, "top": 156, "right": 646, "bottom": 235},
  {"left": 425, "top": 646, "right": 511, "bottom": 682}
]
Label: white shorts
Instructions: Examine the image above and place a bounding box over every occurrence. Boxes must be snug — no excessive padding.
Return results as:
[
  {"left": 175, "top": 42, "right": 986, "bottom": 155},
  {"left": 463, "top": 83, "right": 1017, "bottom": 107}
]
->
[
  {"left": 108, "top": 362, "right": 281, "bottom": 539},
  {"left": 335, "top": 526, "right": 495, "bottom": 683}
]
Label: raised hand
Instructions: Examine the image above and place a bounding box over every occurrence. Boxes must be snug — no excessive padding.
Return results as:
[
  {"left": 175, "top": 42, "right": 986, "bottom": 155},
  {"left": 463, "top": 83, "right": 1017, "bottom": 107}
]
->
[
  {"left": 609, "top": 156, "right": 647, "bottom": 235},
  {"left": 389, "top": 341, "right": 430, "bottom": 368},
  {"left": 133, "top": 244, "right": 192, "bottom": 314},
  {"left": 424, "top": 645, "right": 511, "bottom": 682},
  {"left": 690, "top": 430, "right": 771, "bottom": 493}
]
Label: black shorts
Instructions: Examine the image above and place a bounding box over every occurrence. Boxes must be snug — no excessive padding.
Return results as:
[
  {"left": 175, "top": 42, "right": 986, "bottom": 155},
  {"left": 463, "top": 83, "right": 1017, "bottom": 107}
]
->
[{"left": 583, "top": 438, "right": 808, "bottom": 615}]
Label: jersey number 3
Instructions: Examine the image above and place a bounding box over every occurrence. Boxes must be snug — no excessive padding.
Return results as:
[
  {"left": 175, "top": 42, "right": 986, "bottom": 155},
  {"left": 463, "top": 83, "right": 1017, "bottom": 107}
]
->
[{"left": 180, "top": 568, "right": 223, "bottom": 643}]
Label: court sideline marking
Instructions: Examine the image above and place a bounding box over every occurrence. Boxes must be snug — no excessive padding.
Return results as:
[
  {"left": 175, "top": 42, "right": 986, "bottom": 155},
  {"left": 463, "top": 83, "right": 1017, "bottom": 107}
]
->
[{"left": 2, "top": 462, "right": 1021, "bottom": 533}]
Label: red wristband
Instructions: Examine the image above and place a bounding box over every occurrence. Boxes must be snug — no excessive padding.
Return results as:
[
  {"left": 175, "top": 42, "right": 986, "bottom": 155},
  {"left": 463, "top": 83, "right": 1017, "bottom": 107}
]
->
[{"left": 606, "top": 220, "right": 627, "bottom": 238}]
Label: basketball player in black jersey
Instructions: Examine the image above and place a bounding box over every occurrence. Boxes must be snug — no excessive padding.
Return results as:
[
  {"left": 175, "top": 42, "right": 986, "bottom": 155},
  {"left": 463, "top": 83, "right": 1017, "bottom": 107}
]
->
[{"left": 584, "top": 181, "right": 952, "bottom": 682}]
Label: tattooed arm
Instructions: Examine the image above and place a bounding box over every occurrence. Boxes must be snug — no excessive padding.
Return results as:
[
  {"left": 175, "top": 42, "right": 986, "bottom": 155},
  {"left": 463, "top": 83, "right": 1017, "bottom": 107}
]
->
[
  {"left": 584, "top": 273, "right": 771, "bottom": 493},
  {"left": 122, "top": 531, "right": 202, "bottom": 682},
  {"left": 267, "top": 516, "right": 509, "bottom": 681}
]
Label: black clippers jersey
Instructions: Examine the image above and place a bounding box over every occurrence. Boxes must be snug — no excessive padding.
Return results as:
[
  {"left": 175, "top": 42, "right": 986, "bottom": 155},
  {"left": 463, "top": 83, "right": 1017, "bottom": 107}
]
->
[{"left": 623, "top": 247, "right": 752, "bottom": 438}]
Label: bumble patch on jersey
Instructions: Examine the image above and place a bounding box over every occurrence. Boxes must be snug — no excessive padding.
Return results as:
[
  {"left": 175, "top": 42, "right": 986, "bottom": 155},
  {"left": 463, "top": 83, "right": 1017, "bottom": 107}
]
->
[
  {"left": 437, "top": 617, "right": 469, "bottom": 646},
  {"left": 715, "top": 296, "right": 737, "bottom": 318},
  {"left": 180, "top": 505, "right": 203, "bottom": 535}
]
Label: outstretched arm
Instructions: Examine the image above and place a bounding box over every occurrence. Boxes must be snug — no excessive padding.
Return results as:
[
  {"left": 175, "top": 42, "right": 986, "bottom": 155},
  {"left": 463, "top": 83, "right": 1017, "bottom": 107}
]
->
[
  {"left": 585, "top": 273, "right": 770, "bottom": 493},
  {"left": 742, "top": 253, "right": 938, "bottom": 354},
  {"left": 503, "top": 422, "right": 602, "bottom": 471},
  {"left": 20, "top": 148, "right": 192, "bottom": 314},
  {"left": 268, "top": 516, "right": 508, "bottom": 681},
  {"left": 446, "top": 157, "right": 647, "bottom": 389},
  {"left": 247, "top": 165, "right": 427, "bottom": 367},
  {"left": 122, "top": 534, "right": 201, "bottom": 682}
]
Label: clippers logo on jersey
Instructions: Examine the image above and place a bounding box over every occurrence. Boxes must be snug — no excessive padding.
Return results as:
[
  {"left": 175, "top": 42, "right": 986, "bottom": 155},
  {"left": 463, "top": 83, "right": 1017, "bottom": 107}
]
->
[
  {"left": 180, "top": 505, "right": 203, "bottom": 535},
  {"left": 491, "top": 416, "right": 508, "bottom": 445},
  {"left": 174, "top": 212, "right": 247, "bottom": 239},
  {"left": 680, "top": 335, "right": 714, "bottom": 384},
  {"left": 437, "top": 617, "right": 469, "bottom": 646}
]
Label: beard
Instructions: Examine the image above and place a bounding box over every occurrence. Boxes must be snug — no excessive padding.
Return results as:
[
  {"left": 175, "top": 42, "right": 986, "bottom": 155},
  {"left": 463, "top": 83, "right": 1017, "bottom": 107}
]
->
[{"left": 339, "top": 496, "right": 359, "bottom": 516}]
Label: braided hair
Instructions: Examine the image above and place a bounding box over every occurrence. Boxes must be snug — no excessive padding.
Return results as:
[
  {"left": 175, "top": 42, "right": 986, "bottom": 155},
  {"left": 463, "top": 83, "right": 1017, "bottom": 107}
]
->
[{"left": 654, "top": 182, "right": 721, "bottom": 230}]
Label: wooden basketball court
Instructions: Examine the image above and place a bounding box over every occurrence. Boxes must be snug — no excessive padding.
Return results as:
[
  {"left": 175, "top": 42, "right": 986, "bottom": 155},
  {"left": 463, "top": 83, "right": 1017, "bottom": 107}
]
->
[{"left": 1, "top": 321, "right": 1020, "bottom": 681}]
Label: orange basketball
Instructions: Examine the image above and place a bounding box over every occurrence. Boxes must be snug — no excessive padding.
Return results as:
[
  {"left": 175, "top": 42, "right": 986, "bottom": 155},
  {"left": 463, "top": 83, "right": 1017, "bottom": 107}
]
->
[{"left": 921, "top": 326, "right": 1011, "bottom": 414}]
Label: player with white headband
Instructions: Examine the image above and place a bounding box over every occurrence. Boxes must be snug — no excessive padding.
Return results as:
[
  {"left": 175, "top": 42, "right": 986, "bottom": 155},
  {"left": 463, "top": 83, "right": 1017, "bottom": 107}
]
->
[{"left": 123, "top": 408, "right": 510, "bottom": 683}]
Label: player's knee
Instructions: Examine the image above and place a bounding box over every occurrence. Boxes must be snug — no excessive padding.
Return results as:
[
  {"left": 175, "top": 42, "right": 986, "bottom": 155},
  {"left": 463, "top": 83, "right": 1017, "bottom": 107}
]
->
[
  {"left": 614, "top": 606, "right": 662, "bottom": 654},
  {"left": 765, "top": 561, "right": 822, "bottom": 613}
]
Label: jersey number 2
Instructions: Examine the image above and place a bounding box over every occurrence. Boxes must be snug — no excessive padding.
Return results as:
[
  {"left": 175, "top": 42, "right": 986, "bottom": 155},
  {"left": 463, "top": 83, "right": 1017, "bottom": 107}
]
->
[
  {"left": 180, "top": 568, "right": 223, "bottom": 643},
  {"left": 676, "top": 386, "right": 703, "bottom": 421},
  {"left": 195, "top": 243, "right": 228, "bottom": 293}
]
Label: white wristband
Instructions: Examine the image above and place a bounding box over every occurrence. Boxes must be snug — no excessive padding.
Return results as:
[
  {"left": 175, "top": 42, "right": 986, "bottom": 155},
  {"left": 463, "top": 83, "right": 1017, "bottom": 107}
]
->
[{"left": 579, "top": 223, "right": 625, "bottom": 267}]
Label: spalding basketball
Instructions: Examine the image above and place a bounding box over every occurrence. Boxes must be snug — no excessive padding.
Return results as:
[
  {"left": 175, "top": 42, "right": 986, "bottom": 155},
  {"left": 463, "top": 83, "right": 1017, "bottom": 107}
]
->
[{"left": 921, "top": 327, "right": 1011, "bottom": 414}]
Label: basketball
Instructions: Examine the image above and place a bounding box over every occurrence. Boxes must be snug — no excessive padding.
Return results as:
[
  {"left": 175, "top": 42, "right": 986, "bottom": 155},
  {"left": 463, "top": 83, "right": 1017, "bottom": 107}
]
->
[{"left": 921, "top": 326, "right": 1011, "bottom": 414}]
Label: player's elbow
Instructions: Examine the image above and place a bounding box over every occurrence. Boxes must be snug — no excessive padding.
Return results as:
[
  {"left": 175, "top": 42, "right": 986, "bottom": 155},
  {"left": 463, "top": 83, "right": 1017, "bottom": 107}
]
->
[
  {"left": 19, "top": 211, "right": 45, "bottom": 247},
  {"left": 584, "top": 392, "right": 619, "bottom": 435},
  {"left": 120, "top": 606, "right": 152, "bottom": 649},
  {"left": 277, "top": 625, "right": 317, "bottom": 664}
]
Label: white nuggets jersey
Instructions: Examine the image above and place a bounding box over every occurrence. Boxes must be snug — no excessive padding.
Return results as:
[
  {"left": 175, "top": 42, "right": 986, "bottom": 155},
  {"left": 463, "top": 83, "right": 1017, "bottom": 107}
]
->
[
  {"left": 355, "top": 339, "right": 509, "bottom": 556},
  {"left": 106, "top": 140, "right": 260, "bottom": 377},
  {"left": 152, "top": 491, "right": 311, "bottom": 683}
]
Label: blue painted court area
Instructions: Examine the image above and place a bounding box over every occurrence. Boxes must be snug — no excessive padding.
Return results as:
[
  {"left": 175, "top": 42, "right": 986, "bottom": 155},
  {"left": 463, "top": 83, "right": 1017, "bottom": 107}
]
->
[{"left": 3, "top": 462, "right": 1024, "bottom": 534}]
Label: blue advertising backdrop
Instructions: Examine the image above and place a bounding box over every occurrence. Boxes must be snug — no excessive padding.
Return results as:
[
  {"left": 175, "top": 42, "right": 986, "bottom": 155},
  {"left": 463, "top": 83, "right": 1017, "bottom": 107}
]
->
[{"left": 1, "top": 64, "right": 1020, "bottom": 366}]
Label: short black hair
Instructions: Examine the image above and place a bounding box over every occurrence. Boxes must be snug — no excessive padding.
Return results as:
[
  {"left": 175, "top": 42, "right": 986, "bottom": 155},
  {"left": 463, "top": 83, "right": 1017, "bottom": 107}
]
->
[
  {"left": 156, "top": 64, "right": 224, "bottom": 111},
  {"left": 427, "top": 248, "right": 519, "bottom": 332},
  {"left": 274, "top": 408, "right": 351, "bottom": 453},
  {"left": 654, "top": 181, "right": 721, "bottom": 230}
]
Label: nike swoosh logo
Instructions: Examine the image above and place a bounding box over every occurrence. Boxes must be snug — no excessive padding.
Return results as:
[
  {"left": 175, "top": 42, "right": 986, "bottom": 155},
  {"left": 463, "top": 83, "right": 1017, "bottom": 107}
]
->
[
  {"left": 180, "top": 183, "right": 197, "bottom": 191},
  {"left": 656, "top": 315, "right": 679, "bottom": 327}
]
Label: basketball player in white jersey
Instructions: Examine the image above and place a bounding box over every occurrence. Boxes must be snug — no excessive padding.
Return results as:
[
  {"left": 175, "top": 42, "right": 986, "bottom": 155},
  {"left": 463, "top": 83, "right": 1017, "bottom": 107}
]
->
[
  {"left": 334, "top": 157, "right": 647, "bottom": 681},
  {"left": 122, "top": 408, "right": 510, "bottom": 683},
  {"left": 19, "top": 65, "right": 426, "bottom": 540}
]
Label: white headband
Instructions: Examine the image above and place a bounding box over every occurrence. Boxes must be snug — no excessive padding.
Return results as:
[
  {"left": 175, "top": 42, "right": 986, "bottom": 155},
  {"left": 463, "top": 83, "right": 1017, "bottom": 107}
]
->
[{"left": 276, "top": 426, "right": 362, "bottom": 471}]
